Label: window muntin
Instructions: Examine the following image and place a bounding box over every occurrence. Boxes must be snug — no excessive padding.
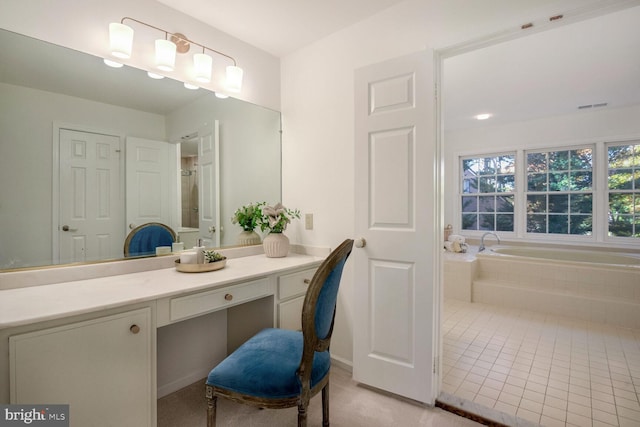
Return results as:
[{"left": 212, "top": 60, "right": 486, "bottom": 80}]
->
[
  {"left": 461, "top": 154, "right": 515, "bottom": 232},
  {"left": 525, "top": 148, "right": 593, "bottom": 235},
  {"left": 608, "top": 142, "right": 640, "bottom": 237}
]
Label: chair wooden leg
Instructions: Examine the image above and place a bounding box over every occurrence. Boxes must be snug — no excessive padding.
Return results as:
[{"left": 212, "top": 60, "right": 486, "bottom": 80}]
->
[
  {"left": 297, "top": 401, "right": 308, "bottom": 427},
  {"left": 206, "top": 386, "right": 217, "bottom": 427},
  {"left": 322, "top": 382, "right": 330, "bottom": 426}
]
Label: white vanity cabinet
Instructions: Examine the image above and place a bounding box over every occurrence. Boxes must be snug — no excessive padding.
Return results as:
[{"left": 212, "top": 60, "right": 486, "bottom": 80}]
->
[
  {"left": 9, "top": 307, "right": 154, "bottom": 427},
  {"left": 0, "top": 252, "right": 327, "bottom": 427},
  {"left": 277, "top": 268, "right": 317, "bottom": 330}
]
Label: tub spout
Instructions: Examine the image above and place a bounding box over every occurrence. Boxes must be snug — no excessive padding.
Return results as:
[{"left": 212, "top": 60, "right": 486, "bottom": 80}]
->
[{"left": 479, "top": 232, "right": 500, "bottom": 252}]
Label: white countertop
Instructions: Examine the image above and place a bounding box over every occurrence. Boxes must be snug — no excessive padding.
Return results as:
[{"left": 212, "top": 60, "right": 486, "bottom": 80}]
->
[{"left": 0, "top": 253, "right": 323, "bottom": 329}]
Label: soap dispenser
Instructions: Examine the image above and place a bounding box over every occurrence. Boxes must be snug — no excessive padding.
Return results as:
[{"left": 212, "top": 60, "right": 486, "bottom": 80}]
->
[{"left": 195, "top": 238, "right": 205, "bottom": 264}]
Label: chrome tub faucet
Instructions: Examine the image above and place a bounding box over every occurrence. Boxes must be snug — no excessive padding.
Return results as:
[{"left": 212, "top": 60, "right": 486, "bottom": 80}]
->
[{"left": 479, "top": 232, "right": 500, "bottom": 252}]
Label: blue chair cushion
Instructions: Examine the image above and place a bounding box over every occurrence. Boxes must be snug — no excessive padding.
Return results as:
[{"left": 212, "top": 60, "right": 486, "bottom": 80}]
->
[
  {"left": 127, "top": 225, "right": 174, "bottom": 256},
  {"left": 206, "top": 328, "right": 330, "bottom": 399}
]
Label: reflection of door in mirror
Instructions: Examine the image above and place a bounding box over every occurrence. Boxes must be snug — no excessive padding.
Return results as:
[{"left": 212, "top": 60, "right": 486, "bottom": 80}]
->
[
  {"left": 57, "top": 128, "right": 124, "bottom": 264},
  {"left": 176, "top": 121, "right": 220, "bottom": 249},
  {"left": 125, "top": 137, "right": 172, "bottom": 236},
  {"left": 180, "top": 137, "right": 199, "bottom": 229}
]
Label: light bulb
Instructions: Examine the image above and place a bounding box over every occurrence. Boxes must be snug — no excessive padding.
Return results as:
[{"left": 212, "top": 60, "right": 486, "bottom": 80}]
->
[
  {"left": 109, "top": 23, "right": 134, "bottom": 59},
  {"left": 155, "top": 39, "right": 177, "bottom": 72},
  {"left": 225, "top": 65, "right": 243, "bottom": 92},
  {"left": 193, "top": 53, "right": 213, "bottom": 83}
]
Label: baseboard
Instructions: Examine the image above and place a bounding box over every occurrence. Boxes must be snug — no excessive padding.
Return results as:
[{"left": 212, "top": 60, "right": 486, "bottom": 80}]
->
[
  {"left": 331, "top": 355, "right": 353, "bottom": 373},
  {"left": 157, "top": 368, "right": 210, "bottom": 398}
]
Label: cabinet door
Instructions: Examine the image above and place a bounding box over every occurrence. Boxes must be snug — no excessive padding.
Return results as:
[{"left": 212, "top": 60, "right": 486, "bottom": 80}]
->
[
  {"left": 10, "top": 308, "right": 153, "bottom": 427},
  {"left": 278, "top": 296, "right": 305, "bottom": 331}
]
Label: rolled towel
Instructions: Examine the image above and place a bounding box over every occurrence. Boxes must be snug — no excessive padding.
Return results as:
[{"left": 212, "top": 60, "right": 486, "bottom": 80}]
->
[{"left": 448, "top": 234, "right": 465, "bottom": 244}]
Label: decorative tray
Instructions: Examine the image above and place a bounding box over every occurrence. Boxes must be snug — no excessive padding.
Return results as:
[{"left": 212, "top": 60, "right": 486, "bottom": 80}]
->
[{"left": 175, "top": 258, "right": 227, "bottom": 273}]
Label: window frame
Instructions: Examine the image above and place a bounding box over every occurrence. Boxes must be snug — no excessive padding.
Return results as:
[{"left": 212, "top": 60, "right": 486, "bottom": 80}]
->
[
  {"left": 453, "top": 137, "right": 640, "bottom": 245},
  {"left": 458, "top": 152, "right": 517, "bottom": 235},
  {"left": 605, "top": 139, "right": 640, "bottom": 239},
  {"left": 523, "top": 145, "right": 595, "bottom": 238}
]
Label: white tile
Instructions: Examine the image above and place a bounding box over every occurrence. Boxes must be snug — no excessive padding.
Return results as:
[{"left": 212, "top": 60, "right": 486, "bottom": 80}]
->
[{"left": 592, "top": 408, "right": 619, "bottom": 426}]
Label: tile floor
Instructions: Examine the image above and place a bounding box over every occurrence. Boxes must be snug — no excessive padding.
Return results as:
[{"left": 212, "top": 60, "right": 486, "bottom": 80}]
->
[{"left": 442, "top": 299, "right": 640, "bottom": 426}]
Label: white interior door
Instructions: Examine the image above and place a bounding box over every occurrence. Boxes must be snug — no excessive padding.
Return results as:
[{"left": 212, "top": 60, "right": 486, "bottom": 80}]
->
[
  {"left": 353, "top": 50, "right": 438, "bottom": 404},
  {"left": 198, "top": 121, "right": 220, "bottom": 247},
  {"left": 58, "top": 129, "right": 123, "bottom": 264},
  {"left": 125, "top": 137, "right": 172, "bottom": 233}
]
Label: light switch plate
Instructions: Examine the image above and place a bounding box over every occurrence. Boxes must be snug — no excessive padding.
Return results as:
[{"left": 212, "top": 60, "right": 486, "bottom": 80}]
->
[{"left": 305, "top": 213, "right": 313, "bottom": 230}]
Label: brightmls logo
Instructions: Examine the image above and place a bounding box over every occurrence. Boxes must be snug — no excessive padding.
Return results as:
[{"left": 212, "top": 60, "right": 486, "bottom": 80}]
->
[{"left": 0, "top": 405, "right": 68, "bottom": 426}]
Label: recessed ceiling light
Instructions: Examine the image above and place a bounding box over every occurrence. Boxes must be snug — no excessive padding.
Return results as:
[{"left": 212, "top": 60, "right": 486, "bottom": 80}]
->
[{"left": 475, "top": 113, "right": 492, "bottom": 120}]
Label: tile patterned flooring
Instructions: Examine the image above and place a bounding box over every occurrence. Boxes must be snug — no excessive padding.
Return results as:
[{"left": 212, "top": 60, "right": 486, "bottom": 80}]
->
[{"left": 442, "top": 299, "right": 640, "bottom": 426}]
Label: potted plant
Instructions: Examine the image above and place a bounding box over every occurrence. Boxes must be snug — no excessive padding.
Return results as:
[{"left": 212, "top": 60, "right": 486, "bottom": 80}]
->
[
  {"left": 231, "top": 202, "right": 265, "bottom": 246},
  {"left": 258, "top": 203, "right": 301, "bottom": 257}
]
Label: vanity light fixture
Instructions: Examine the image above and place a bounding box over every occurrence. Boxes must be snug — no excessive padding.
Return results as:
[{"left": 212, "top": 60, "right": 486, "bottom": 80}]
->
[
  {"left": 107, "top": 17, "right": 243, "bottom": 92},
  {"left": 147, "top": 71, "right": 164, "bottom": 79},
  {"left": 475, "top": 113, "right": 492, "bottom": 120},
  {"left": 184, "top": 82, "right": 200, "bottom": 90}
]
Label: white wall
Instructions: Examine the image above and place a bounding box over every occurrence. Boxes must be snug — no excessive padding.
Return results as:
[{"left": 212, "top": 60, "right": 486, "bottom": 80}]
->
[
  {"left": 0, "top": 0, "right": 280, "bottom": 110},
  {"left": 280, "top": 0, "right": 609, "bottom": 365},
  {"left": 443, "top": 104, "right": 640, "bottom": 233}
]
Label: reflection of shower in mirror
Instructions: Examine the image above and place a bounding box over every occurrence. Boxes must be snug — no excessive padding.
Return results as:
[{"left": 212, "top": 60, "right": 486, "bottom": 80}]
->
[{"left": 181, "top": 140, "right": 200, "bottom": 229}]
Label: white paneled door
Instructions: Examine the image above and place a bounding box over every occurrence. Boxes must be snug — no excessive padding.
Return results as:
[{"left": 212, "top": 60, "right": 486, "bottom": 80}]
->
[
  {"left": 197, "top": 121, "right": 220, "bottom": 248},
  {"left": 125, "top": 137, "right": 172, "bottom": 233},
  {"left": 353, "top": 51, "right": 438, "bottom": 404},
  {"left": 58, "top": 129, "right": 123, "bottom": 264}
]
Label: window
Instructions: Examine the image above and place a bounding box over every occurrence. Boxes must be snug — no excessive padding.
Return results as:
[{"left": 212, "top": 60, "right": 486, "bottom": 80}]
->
[
  {"left": 525, "top": 148, "right": 593, "bottom": 235},
  {"left": 608, "top": 142, "right": 640, "bottom": 237},
  {"left": 460, "top": 154, "right": 515, "bottom": 232}
]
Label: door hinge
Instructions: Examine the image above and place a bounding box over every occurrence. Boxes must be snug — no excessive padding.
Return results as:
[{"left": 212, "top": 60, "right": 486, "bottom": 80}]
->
[{"left": 433, "top": 355, "right": 439, "bottom": 375}]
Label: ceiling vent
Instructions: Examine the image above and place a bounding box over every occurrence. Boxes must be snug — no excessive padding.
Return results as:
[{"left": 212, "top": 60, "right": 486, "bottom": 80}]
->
[{"left": 578, "top": 102, "right": 608, "bottom": 110}]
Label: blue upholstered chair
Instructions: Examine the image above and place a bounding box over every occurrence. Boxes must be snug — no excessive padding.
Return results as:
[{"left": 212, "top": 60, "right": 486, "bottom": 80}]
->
[
  {"left": 205, "top": 239, "right": 354, "bottom": 427},
  {"left": 123, "top": 222, "right": 176, "bottom": 257}
]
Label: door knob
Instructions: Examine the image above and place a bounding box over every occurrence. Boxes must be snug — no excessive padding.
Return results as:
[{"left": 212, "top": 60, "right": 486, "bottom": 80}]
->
[
  {"left": 355, "top": 238, "right": 366, "bottom": 248},
  {"left": 61, "top": 225, "right": 77, "bottom": 232}
]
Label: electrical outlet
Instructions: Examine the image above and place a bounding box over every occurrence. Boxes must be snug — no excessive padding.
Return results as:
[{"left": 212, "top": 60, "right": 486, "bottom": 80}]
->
[{"left": 305, "top": 213, "right": 313, "bottom": 230}]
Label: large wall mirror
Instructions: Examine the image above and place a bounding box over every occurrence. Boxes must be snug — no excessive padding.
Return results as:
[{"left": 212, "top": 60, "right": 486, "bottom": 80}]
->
[{"left": 0, "top": 28, "right": 281, "bottom": 271}]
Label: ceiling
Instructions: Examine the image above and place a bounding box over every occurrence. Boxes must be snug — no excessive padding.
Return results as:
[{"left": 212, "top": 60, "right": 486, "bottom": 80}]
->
[
  {"left": 153, "top": 1, "right": 640, "bottom": 130},
  {"left": 443, "top": 5, "right": 640, "bottom": 130},
  {"left": 156, "top": 0, "right": 407, "bottom": 57}
]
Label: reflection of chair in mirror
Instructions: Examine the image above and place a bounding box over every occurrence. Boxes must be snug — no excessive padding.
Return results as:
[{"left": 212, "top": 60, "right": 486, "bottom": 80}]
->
[
  {"left": 123, "top": 222, "right": 177, "bottom": 257},
  {"left": 205, "top": 239, "right": 354, "bottom": 427}
]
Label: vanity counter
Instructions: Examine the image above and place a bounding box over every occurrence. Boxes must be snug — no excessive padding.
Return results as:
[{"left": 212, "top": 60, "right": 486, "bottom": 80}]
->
[{"left": 0, "top": 253, "right": 324, "bottom": 329}]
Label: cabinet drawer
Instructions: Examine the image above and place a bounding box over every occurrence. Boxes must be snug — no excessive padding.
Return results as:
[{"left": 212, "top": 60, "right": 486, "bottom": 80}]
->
[
  {"left": 278, "top": 268, "right": 317, "bottom": 300},
  {"left": 170, "top": 278, "right": 270, "bottom": 322}
]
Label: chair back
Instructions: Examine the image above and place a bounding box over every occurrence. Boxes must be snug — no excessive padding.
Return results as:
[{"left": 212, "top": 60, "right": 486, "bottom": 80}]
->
[
  {"left": 124, "top": 222, "right": 177, "bottom": 257},
  {"left": 298, "top": 239, "right": 353, "bottom": 385}
]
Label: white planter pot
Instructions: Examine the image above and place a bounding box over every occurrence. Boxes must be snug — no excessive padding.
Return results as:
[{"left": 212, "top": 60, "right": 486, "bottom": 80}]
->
[
  {"left": 262, "top": 233, "right": 290, "bottom": 258},
  {"left": 237, "top": 230, "right": 261, "bottom": 246}
]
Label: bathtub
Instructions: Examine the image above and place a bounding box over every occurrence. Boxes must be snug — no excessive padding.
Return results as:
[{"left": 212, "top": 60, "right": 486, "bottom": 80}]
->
[
  {"left": 485, "top": 246, "right": 640, "bottom": 266},
  {"left": 471, "top": 246, "right": 640, "bottom": 328}
]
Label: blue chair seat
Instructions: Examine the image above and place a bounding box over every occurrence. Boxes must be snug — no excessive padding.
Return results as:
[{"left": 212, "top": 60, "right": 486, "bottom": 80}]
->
[{"left": 207, "top": 328, "right": 330, "bottom": 399}]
